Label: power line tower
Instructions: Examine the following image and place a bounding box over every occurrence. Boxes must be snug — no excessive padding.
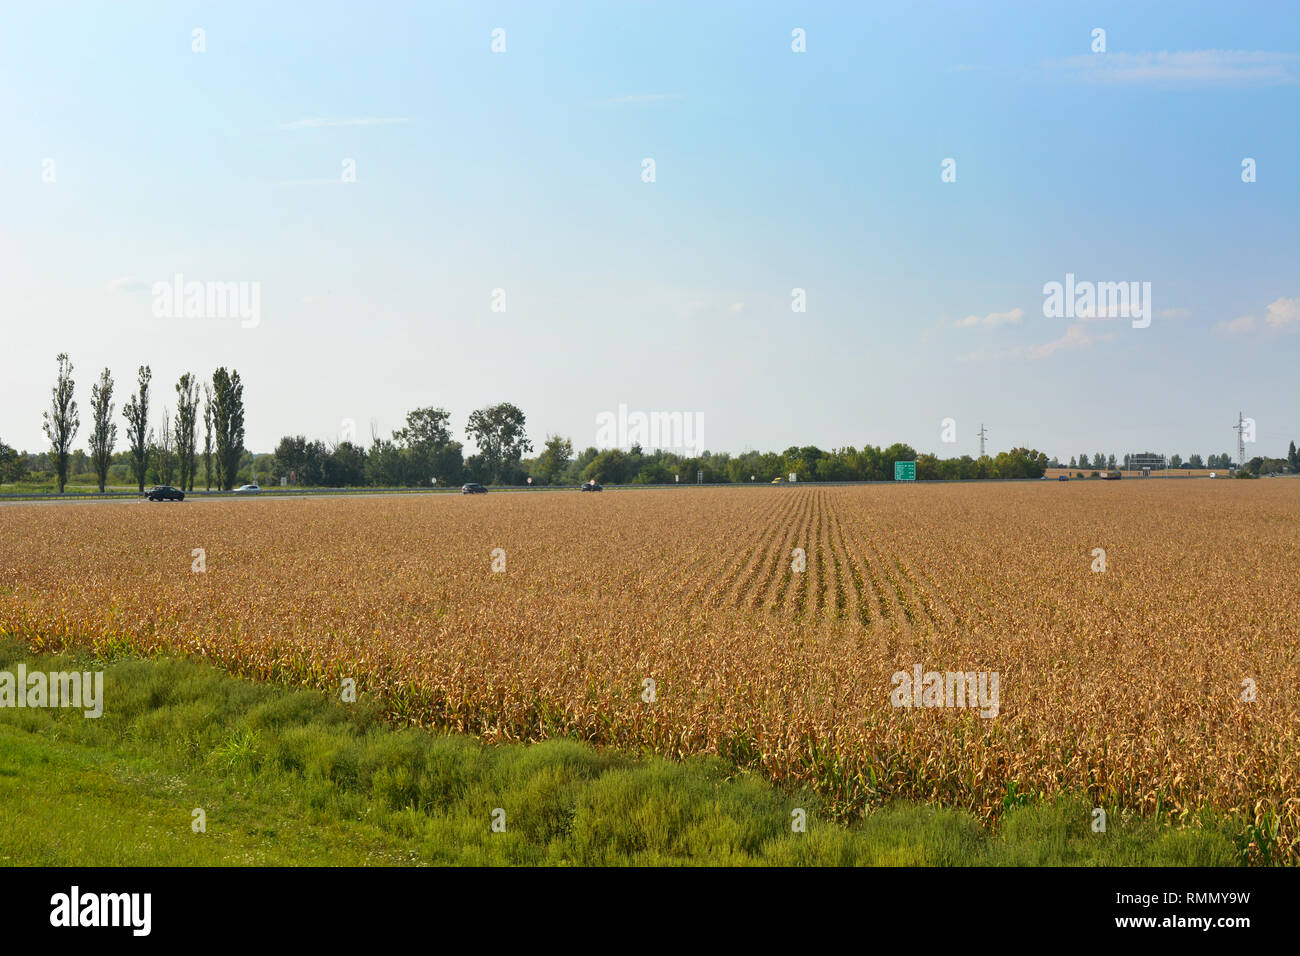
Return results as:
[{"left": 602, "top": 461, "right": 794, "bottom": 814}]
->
[
  {"left": 977, "top": 423, "right": 988, "bottom": 457},
  {"left": 1233, "top": 411, "right": 1247, "bottom": 466}
]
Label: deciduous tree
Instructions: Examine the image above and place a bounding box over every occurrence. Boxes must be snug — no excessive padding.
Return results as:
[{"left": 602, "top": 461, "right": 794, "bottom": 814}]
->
[
  {"left": 211, "top": 368, "right": 245, "bottom": 490},
  {"left": 202, "top": 382, "right": 214, "bottom": 490},
  {"left": 466, "top": 403, "right": 532, "bottom": 484},
  {"left": 174, "top": 373, "right": 200, "bottom": 491},
  {"left": 88, "top": 367, "right": 116, "bottom": 492},
  {"left": 42, "top": 353, "right": 80, "bottom": 493},
  {"left": 122, "top": 366, "right": 153, "bottom": 494}
]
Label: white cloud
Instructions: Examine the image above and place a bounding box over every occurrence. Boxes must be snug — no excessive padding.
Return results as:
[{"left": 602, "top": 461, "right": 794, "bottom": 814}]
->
[
  {"left": 1264, "top": 296, "right": 1300, "bottom": 329},
  {"left": 1214, "top": 296, "right": 1299, "bottom": 336},
  {"left": 1043, "top": 50, "right": 1300, "bottom": 87},
  {"left": 1016, "top": 323, "right": 1106, "bottom": 359},
  {"left": 955, "top": 307, "right": 1023, "bottom": 329},
  {"left": 1215, "top": 314, "right": 1256, "bottom": 335},
  {"left": 1159, "top": 307, "right": 1191, "bottom": 319},
  {"left": 281, "top": 117, "right": 409, "bottom": 129},
  {"left": 960, "top": 323, "right": 1112, "bottom": 362},
  {"left": 106, "top": 275, "right": 147, "bottom": 293}
]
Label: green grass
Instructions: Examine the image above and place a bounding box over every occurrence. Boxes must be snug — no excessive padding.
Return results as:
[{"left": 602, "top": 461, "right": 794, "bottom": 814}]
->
[
  {"left": 0, "top": 638, "right": 1246, "bottom": 866},
  {"left": 0, "top": 480, "right": 136, "bottom": 495}
]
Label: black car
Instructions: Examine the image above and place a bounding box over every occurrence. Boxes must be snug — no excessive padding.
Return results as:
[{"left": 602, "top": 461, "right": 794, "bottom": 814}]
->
[
  {"left": 146, "top": 485, "right": 185, "bottom": 501},
  {"left": 580, "top": 481, "right": 603, "bottom": 492},
  {"left": 460, "top": 483, "right": 487, "bottom": 494}
]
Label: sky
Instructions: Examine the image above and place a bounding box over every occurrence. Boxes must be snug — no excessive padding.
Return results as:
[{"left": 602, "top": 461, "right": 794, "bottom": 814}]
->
[{"left": 2, "top": 0, "right": 1297, "bottom": 462}]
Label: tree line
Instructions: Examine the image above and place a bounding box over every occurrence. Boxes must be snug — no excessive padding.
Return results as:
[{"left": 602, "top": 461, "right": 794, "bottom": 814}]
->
[
  {"left": 1064, "top": 452, "right": 1241, "bottom": 471},
  {"left": 272, "top": 404, "right": 534, "bottom": 488},
  {"left": 1058, "top": 449, "right": 1299, "bottom": 475},
  {"left": 267, "top": 416, "right": 1054, "bottom": 487},
  {"left": 6, "top": 360, "right": 1297, "bottom": 491},
  {"left": 252, "top": 431, "right": 1300, "bottom": 487},
  {"left": 6, "top": 354, "right": 247, "bottom": 492}
]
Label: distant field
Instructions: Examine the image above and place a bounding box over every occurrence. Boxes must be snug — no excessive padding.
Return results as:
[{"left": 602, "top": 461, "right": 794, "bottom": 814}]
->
[{"left": 1, "top": 481, "right": 1296, "bottom": 862}]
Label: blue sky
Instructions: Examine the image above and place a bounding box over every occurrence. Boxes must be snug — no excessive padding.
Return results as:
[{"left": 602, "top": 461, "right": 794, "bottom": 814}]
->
[{"left": 3, "top": 0, "right": 1297, "bottom": 461}]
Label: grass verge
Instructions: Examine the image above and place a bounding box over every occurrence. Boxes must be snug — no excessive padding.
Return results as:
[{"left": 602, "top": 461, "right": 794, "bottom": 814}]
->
[{"left": 0, "top": 638, "right": 1246, "bottom": 866}]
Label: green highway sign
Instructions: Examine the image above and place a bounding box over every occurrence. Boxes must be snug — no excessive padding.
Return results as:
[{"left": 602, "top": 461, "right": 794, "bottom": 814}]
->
[{"left": 894, "top": 461, "right": 916, "bottom": 481}]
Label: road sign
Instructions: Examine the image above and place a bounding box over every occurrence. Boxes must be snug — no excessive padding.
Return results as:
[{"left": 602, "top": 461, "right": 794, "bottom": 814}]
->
[{"left": 894, "top": 461, "right": 916, "bottom": 481}]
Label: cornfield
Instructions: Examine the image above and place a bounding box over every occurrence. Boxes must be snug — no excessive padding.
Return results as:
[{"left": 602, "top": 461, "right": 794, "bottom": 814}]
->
[{"left": 1, "top": 481, "right": 1296, "bottom": 861}]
